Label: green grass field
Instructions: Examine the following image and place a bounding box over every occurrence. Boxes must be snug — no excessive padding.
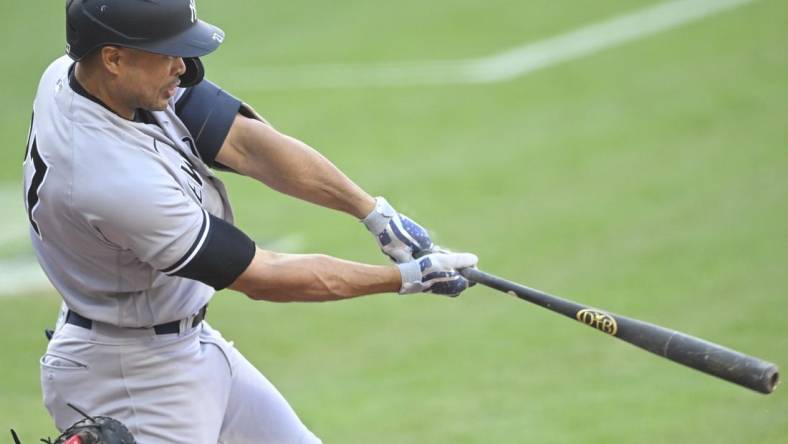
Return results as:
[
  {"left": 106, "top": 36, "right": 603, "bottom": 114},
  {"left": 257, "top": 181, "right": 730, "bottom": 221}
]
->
[{"left": 2, "top": 1, "right": 787, "bottom": 442}]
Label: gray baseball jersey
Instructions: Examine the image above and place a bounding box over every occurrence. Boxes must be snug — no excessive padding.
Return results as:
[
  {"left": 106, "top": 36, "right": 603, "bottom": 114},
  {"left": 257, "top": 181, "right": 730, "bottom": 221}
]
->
[
  {"left": 30, "top": 55, "right": 322, "bottom": 443},
  {"left": 23, "top": 55, "right": 255, "bottom": 327}
]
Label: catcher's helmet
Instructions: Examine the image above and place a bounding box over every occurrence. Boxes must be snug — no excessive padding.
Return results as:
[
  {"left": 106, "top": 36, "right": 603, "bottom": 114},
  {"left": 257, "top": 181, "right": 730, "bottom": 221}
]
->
[{"left": 66, "top": 0, "right": 224, "bottom": 87}]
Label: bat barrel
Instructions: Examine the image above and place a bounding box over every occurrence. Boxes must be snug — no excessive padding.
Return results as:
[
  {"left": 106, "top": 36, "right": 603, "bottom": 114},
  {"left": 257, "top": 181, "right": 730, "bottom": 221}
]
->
[
  {"left": 461, "top": 268, "right": 780, "bottom": 394},
  {"left": 616, "top": 317, "right": 780, "bottom": 394}
]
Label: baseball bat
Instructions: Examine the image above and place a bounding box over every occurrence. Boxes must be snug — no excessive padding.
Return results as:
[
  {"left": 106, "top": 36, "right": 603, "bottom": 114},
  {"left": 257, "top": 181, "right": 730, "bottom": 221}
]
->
[{"left": 460, "top": 268, "right": 779, "bottom": 394}]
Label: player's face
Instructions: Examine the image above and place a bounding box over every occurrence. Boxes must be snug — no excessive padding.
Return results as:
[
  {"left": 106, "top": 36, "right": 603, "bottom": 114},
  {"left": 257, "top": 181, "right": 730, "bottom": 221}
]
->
[{"left": 118, "top": 49, "right": 186, "bottom": 112}]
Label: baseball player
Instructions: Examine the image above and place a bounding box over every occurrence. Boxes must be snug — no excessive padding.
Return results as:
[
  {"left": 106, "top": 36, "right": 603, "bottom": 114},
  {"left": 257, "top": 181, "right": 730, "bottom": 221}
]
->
[{"left": 23, "top": 1, "right": 477, "bottom": 443}]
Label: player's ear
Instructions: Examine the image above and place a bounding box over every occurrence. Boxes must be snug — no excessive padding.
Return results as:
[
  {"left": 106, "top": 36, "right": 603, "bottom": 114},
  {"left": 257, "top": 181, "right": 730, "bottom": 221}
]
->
[{"left": 100, "top": 46, "right": 123, "bottom": 75}]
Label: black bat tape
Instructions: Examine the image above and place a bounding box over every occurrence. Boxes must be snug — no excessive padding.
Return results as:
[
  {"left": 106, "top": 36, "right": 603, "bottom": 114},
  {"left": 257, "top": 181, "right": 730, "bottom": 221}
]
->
[{"left": 459, "top": 268, "right": 780, "bottom": 395}]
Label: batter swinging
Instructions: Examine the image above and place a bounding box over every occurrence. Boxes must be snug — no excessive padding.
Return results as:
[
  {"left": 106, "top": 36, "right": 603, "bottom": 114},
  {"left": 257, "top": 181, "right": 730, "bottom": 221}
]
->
[{"left": 24, "top": 1, "right": 477, "bottom": 443}]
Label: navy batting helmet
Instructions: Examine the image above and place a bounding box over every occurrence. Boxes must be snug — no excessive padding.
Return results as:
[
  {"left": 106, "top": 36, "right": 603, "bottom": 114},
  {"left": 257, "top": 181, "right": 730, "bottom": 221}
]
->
[{"left": 66, "top": 0, "right": 224, "bottom": 87}]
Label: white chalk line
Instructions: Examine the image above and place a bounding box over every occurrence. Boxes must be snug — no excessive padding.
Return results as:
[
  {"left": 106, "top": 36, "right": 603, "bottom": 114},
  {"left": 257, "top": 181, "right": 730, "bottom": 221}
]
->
[
  {"left": 0, "top": 258, "right": 51, "bottom": 296},
  {"left": 0, "top": 186, "right": 51, "bottom": 296},
  {"left": 0, "top": 186, "right": 27, "bottom": 245},
  {"left": 225, "top": 0, "right": 753, "bottom": 90}
]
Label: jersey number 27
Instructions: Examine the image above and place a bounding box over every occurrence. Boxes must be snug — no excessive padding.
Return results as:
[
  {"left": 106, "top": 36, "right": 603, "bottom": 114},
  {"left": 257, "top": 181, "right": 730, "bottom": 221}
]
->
[{"left": 23, "top": 111, "right": 49, "bottom": 238}]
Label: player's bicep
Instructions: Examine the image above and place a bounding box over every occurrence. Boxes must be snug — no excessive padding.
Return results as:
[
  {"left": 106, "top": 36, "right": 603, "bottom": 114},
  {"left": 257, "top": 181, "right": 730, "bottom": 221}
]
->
[{"left": 215, "top": 112, "right": 288, "bottom": 177}]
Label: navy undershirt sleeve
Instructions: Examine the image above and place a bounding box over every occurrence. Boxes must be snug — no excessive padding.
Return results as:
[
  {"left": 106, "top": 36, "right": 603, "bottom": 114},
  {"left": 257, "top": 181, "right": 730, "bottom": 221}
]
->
[
  {"left": 175, "top": 80, "right": 242, "bottom": 168},
  {"left": 172, "top": 214, "right": 256, "bottom": 290}
]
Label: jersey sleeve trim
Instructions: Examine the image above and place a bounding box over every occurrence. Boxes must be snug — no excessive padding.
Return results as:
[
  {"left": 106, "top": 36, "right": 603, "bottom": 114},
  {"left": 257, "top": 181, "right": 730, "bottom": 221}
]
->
[
  {"left": 170, "top": 214, "right": 256, "bottom": 290},
  {"left": 160, "top": 209, "right": 211, "bottom": 275}
]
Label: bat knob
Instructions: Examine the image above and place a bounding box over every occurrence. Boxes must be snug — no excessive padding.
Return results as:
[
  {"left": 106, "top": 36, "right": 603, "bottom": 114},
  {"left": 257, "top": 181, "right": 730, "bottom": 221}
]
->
[{"left": 765, "top": 366, "right": 780, "bottom": 394}]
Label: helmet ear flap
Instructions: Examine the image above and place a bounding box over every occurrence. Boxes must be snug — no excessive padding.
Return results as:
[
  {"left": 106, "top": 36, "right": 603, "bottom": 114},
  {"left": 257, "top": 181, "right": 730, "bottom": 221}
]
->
[{"left": 180, "top": 57, "right": 204, "bottom": 87}]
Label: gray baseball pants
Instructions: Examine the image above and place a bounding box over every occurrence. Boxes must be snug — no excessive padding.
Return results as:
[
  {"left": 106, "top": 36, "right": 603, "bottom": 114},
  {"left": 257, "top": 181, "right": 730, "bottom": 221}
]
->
[{"left": 41, "top": 320, "right": 321, "bottom": 444}]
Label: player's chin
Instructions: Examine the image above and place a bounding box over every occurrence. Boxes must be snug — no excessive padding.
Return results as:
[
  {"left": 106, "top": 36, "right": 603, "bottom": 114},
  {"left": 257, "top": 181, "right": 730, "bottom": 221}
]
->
[
  {"left": 158, "top": 84, "right": 179, "bottom": 104},
  {"left": 146, "top": 99, "right": 170, "bottom": 112},
  {"left": 149, "top": 92, "right": 174, "bottom": 110}
]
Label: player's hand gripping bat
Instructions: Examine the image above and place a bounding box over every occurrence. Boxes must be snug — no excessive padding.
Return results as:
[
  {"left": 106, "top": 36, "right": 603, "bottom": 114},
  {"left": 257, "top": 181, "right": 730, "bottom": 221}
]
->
[{"left": 460, "top": 268, "right": 779, "bottom": 394}]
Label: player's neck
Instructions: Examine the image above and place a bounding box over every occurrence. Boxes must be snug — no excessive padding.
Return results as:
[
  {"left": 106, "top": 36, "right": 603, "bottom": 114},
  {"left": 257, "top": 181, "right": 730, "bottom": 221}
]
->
[{"left": 74, "top": 62, "right": 136, "bottom": 120}]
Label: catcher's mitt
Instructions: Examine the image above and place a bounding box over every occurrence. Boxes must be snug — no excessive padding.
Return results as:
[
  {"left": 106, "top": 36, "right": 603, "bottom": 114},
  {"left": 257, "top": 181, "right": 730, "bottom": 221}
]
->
[{"left": 11, "top": 403, "right": 136, "bottom": 444}]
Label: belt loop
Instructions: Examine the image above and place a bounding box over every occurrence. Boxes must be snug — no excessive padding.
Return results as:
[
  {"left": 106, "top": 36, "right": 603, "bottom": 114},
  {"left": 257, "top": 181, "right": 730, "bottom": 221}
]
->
[{"left": 178, "top": 316, "right": 189, "bottom": 336}]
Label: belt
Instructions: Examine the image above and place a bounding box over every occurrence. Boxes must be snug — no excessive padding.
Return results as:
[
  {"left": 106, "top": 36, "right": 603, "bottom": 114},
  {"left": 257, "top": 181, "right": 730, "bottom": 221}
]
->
[{"left": 65, "top": 305, "right": 207, "bottom": 335}]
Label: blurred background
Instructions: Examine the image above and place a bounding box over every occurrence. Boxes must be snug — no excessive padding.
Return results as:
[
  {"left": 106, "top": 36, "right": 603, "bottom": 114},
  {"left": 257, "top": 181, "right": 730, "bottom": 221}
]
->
[{"left": 2, "top": 0, "right": 786, "bottom": 442}]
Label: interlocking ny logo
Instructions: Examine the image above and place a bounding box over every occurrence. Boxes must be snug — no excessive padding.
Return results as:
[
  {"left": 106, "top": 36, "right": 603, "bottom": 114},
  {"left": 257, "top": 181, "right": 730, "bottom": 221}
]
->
[{"left": 188, "top": 0, "right": 197, "bottom": 23}]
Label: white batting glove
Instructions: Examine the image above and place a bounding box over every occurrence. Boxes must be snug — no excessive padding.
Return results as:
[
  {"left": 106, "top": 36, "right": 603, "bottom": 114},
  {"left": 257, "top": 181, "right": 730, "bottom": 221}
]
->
[
  {"left": 397, "top": 252, "right": 478, "bottom": 297},
  {"left": 362, "top": 197, "right": 435, "bottom": 263}
]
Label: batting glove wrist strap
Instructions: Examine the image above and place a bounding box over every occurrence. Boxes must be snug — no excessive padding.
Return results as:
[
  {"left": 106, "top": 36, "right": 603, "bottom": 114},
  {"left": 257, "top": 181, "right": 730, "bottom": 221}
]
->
[
  {"left": 397, "top": 260, "right": 424, "bottom": 294},
  {"left": 361, "top": 196, "right": 396, "bottom": 234},
  {"left": 362, "top": 196, "right": 435, "bottom": 263},
  {"left": 397, "top": 253, "right": 478, "bottom": 296}
]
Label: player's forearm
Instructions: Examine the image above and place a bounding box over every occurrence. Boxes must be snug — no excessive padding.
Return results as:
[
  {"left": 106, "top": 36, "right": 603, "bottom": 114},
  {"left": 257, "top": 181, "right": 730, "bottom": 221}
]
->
[
  {"left": 229, "top": 248, "right": 401, "bottom": 302},
  {"left": 220, "top": 116, "right": 375, "bottom": 219},
  {"left": 251, "top": 135, "right": 374, "bottom": 218}
]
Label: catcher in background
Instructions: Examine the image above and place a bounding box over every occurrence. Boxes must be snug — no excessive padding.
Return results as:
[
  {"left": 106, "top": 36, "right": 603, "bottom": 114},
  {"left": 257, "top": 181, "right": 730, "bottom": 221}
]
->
[
  {"left": 23, "top": 0, "right": 477, "bottom": 442},
  {"left": 11, "top": 404, "right": 136, "bottom": 444}
]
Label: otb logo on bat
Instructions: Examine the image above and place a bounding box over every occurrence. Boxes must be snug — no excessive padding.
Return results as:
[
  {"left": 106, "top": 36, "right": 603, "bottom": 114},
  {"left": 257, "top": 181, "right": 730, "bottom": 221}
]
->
[{"left": 576, "top": 309, "right": 618, "bottom": 336}]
